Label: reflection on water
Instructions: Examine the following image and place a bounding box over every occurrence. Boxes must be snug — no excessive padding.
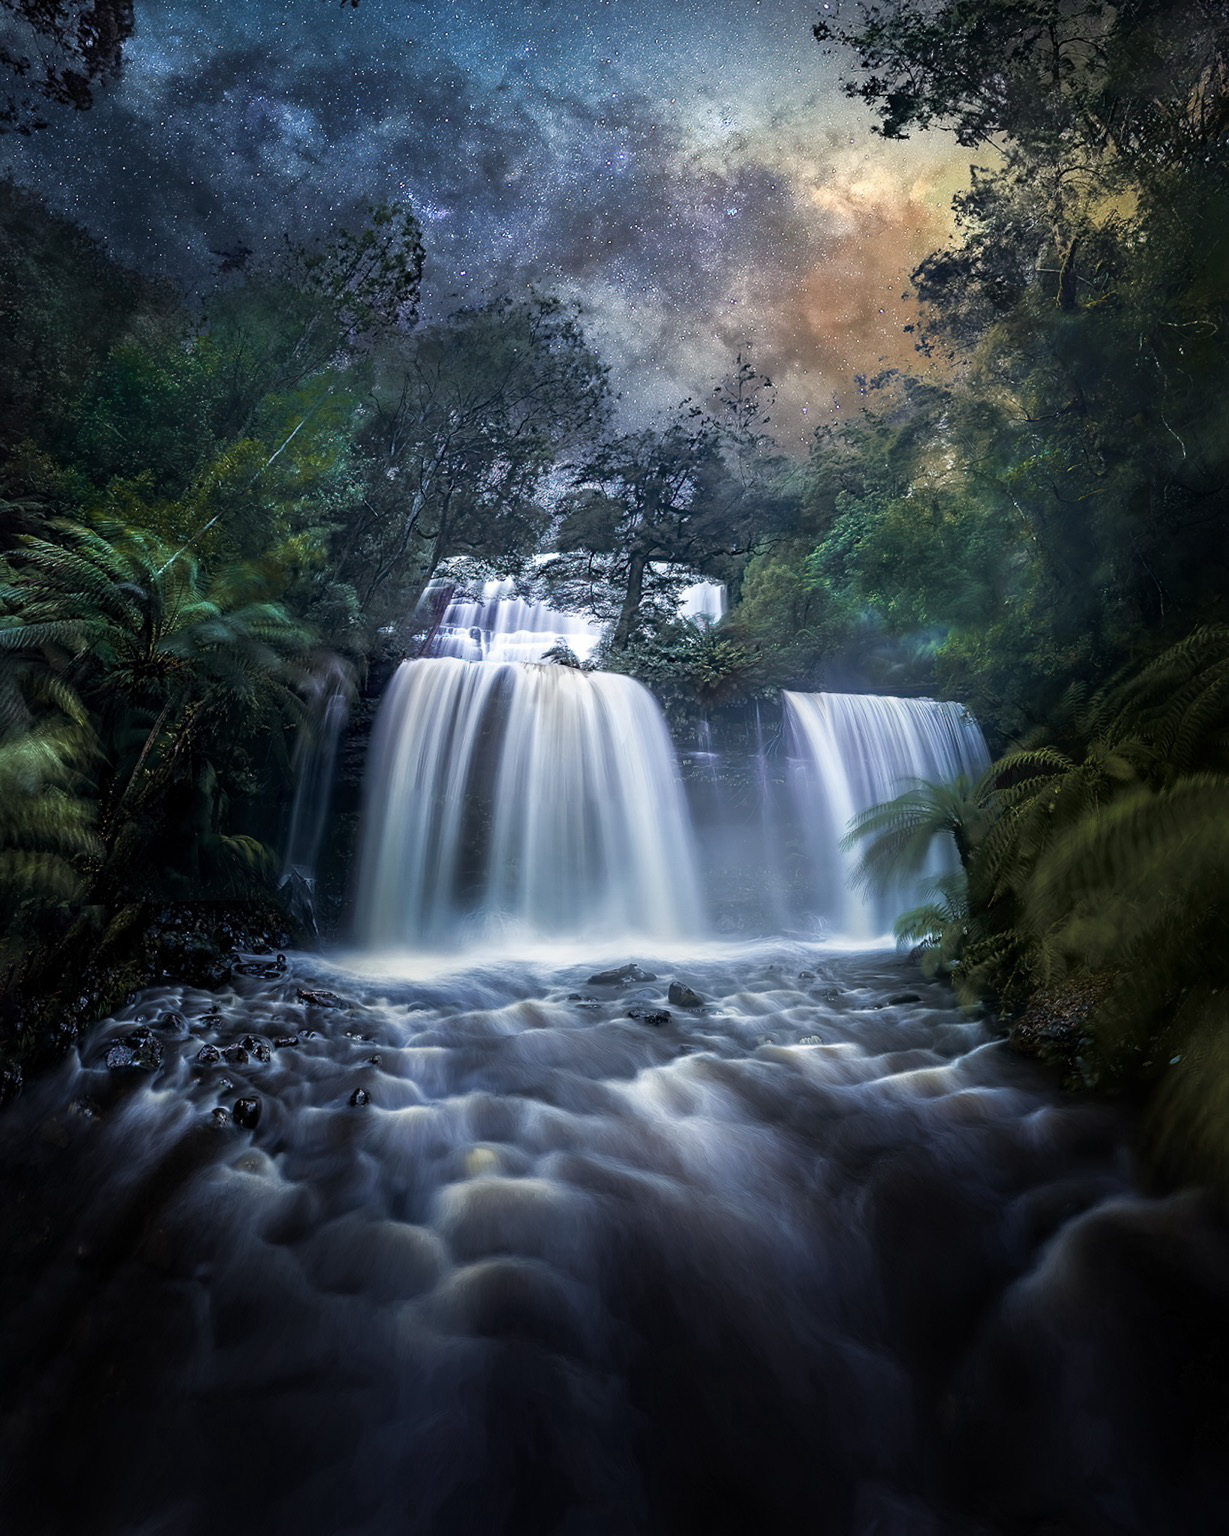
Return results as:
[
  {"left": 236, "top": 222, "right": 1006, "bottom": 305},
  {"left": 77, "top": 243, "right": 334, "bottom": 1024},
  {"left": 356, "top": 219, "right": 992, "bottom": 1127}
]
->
[{"left": 0, "top": 943, "right": 1224, "bottom": 1535}]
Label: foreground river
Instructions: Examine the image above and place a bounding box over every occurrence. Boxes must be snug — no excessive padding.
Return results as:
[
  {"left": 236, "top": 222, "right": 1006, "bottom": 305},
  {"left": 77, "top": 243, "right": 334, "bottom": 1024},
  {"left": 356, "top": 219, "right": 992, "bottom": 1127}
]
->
[{"left": 0, "top": 942, "right": 1225, "bottom": 1535}]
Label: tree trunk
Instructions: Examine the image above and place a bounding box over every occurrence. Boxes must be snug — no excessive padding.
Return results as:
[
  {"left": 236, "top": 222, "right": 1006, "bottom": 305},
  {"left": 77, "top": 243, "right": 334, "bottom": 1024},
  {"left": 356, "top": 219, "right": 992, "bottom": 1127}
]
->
[{"left": 612, "top": 547, "right": 647, "bottom": 650}]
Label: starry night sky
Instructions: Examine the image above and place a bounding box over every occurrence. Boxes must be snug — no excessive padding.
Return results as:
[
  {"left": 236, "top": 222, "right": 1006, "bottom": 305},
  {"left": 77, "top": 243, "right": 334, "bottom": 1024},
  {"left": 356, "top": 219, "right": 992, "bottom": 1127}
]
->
[{"left": 2, "top": 0, "right": 971, "bottom": 435}]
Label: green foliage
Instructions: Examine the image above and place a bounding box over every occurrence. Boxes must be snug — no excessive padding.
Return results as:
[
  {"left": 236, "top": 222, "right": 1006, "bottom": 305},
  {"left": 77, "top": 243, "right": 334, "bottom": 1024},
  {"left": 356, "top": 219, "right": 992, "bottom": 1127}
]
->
[
  {"left": 842, "top": 771, "right": 991, "bottom": 891},
  {"left": 845, "top": 627, "right": 1229, "bottom": 1191},
  {"left": 0, "top": 720, "right": 99, "bottom": 957},
  {"left": 601, "top": 617, "right": 777, "bottom": 723},
  {"left": 801, "top": 1, "right": 1229, "bottom": 736},
  {"left": 0, "top": 518, "right": 317, "bottom": 907}
]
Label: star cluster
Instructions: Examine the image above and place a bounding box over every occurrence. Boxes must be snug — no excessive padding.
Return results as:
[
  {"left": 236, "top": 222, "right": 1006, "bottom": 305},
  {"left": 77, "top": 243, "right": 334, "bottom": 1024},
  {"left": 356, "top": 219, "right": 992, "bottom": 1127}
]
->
[{"left": 2, "top": 0, "right": 969, "bottom": 437}]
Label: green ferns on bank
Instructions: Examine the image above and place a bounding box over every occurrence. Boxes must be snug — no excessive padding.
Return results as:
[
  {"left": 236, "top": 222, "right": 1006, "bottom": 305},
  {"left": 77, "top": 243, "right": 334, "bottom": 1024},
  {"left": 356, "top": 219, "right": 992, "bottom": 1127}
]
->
[
  {"left": 846, "top": 627, "right": 1229, "bottom": 1193},
  {"left": 0, "top": 517, "right": 320, "bottom": 982}
]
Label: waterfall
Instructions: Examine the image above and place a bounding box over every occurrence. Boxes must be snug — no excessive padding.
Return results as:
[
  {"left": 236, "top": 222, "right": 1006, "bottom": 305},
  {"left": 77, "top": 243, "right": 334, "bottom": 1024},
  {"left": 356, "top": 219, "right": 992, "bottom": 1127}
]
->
[
  {"left": 355, "top": 656, "right": 703, "bottom": 949},
  {"left": 429, "top": 577, "right": 602, "bottom": 664},
  {"left": 783, "top": 691, "right": 990, "bottom": 938},
  {"left": 281, "top": 661, "right": 352, "bottom": 927},
  {"left": 678, "top": 579, "right": 727, "bottom": 624}
]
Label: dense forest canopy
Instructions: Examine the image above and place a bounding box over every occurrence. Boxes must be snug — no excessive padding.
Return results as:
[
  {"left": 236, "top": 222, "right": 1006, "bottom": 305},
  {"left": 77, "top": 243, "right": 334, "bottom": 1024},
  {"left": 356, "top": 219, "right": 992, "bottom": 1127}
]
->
[{"left": 0, "top": 0, "right": 1227, "bottom": 1183}]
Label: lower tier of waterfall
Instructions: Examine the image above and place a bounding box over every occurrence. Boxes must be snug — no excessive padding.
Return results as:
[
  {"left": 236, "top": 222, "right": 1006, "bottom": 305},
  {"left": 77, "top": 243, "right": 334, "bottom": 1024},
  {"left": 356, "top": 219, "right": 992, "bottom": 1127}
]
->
[
  {"left": 784, "top": 691, "right": 991, "bottom": 938},
  {"left": 354, "top": 657, "right": 703, "bottom": 949}
]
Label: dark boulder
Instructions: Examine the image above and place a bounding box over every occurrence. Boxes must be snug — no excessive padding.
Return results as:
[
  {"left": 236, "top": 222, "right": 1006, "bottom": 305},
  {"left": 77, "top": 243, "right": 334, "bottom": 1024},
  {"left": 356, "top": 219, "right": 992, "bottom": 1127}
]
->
[
  {"left": 234, "top": 953, "right": 287, "bottom": 979},
  {"left": 195, "top": 1044, "right": 221, "bottom": 1066},
  {"left": 297, "top": 987, "right": 351, "bottom": 1010},
  {"left": 350, "top": 1087, "right": 370, "bottom": 1107},
  {"left": 627, "top": 1007, "right": 671, "bottom": 1027},
  {"left": 233, "top": 1097, "right": 261, "bottom": 1130},
  {"left": 667, "top": 982, "right": 705, "bottom": 1010},
  {"left": 103, "top": 1028, "right": 163, "bottom": 1073},
  {"left": 587, "top": 963, "right": 657, "bottom": 986}
]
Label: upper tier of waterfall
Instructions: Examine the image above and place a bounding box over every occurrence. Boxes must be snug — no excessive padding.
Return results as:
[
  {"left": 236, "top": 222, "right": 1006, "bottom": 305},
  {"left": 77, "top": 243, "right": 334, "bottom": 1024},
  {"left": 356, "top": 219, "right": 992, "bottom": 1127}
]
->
[
  {"left": 428, "top": 578, "right": 603, "bottom": 664},
  {"left": 677, "top": 578, "right": 727, "bottom": 623}
]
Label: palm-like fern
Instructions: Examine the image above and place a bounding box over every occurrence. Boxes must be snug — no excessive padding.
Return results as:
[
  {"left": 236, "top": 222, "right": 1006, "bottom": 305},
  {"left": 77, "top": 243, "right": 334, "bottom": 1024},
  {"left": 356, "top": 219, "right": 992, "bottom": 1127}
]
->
[
  {"left": 847, "top": 628, "right": 1229, "bottom": 1191},
  {"left": 0, "top": 720, "right": 101, "bottom": 970},
  {"left": 841, "top": 770, "right": 993, "bottom": 889},
  {"left": 0, "top": 518, "right": 316, "bottom": 906}
]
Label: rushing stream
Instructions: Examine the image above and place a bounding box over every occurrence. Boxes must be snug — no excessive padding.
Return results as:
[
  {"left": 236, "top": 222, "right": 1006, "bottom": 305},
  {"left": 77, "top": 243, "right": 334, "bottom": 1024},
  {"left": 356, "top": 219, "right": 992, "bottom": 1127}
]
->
[
  {"left": 1, "top": 587, "right": 1226, "bottom": 1534},
  {"left": 0, "top": 943, "right": 1226, "bottom": 1535}
]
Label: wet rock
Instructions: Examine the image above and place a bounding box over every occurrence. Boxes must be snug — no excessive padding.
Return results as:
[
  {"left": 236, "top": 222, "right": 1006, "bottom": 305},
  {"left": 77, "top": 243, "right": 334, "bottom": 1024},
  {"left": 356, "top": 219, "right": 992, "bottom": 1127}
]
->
[
  {"left": 627, "top": 1007, "right": 671, "bottom": 1027},
  {"left": 798, "top": 970, "right": 817, "bottom": 981},
  {"left": 157, "top": 1010, "right": 188, "bottom": 1033},
  {"left": 233, "top": 1096, "right": 261, "bottom": 1130},
  {"left": 222, "top": 1044, "right": 250, "bottom": 1066},
  {"left": 69, "top": 1098, "right": 102, "bottom": 1120},
  {"left": 195, "top": 1044, "right": 221, "bottom": 1066},
  {"left": 103, "top": 1028, "right": 164, "bottom": 1073},
  {"left": 876, "top": 993, "right": 923, "bottom": 1009},
  {"left": 297, "top": 987, "right": 351, "bottom": 1010},
  {"left": 350, "top": 1087, "right": 371, "bottom": 1107},
  {"left": 667, "top": 981, "right": 705, "bottom": 1009},
  {"left": 210, "top": 1106, "right": 231, "bottom": 1128},
  {"left": 368, "top": 1054, "right": 382, "bottom": 1066},
  {"left": 241, "top": 1035, "right": 271, "bottom": 1063},
  {"left": 274, "top": 1035, "right": 300, "bottom": 1049},
  {"left": 234, "top": 953, "right": 287, "bottom": 979},
  {"left": 218, "top": 1078, "right": 234, "bottom": 1093},
  {"left": 587, "top": 963, "right": 657, "bottom": 986},
  {"left": 567, "top": 993, "right": 595, "bottom": 1003}
]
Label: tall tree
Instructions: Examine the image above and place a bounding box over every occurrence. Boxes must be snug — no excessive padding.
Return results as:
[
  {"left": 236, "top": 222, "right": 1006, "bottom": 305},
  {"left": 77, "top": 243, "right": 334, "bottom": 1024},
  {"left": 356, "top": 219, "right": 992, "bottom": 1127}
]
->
[{"left": 337, "top": 295, "right": 610, "bottom": 628}]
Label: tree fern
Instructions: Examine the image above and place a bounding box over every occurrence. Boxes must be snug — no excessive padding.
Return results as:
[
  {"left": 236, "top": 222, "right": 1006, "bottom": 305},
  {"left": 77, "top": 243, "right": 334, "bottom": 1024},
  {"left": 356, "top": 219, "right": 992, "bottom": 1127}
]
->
[{"left": 841, "top": 770, "right": 993, "bottom": 893}]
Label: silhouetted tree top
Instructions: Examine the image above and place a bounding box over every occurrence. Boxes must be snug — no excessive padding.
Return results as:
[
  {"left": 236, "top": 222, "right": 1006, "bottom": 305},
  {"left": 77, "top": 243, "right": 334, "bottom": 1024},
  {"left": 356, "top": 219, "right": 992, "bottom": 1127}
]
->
[
  {"left": 1, "top": 0, "right": 363, "bottom": 132},
  {"left": 814, "top": 0, "right": 1229, "bottom": 188},
  {"left": 1, "top": 0, "right": 133, "bottom": 132}
]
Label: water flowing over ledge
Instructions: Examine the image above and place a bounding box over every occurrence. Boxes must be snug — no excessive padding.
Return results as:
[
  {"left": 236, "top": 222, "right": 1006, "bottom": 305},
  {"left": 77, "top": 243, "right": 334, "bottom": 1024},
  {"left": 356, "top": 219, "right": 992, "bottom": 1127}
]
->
[
  {"left": 784, "top": 691, "right": 991, "bottom": 938},
  {"left": 354, "top": 658, "right": 704, "bottom": 949}
]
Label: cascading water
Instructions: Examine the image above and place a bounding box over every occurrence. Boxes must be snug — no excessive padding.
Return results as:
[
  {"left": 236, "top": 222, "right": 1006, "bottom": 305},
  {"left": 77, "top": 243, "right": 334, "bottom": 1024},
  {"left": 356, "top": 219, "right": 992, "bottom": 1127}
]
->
[
  {"left": 784, "top": 691, "right": 990, "bottom": 937},
  {"left": 429, "top": 577, "right": 602, "bottom": 664},
  {"left": 280, "top": 661, "right": 352, "bottom": 926},
  {"left": 354, "top": 592, "right": 703, "bottom": 948},
  {"left": 678, "top": 578, "right": 727, "bottom": 623}
]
